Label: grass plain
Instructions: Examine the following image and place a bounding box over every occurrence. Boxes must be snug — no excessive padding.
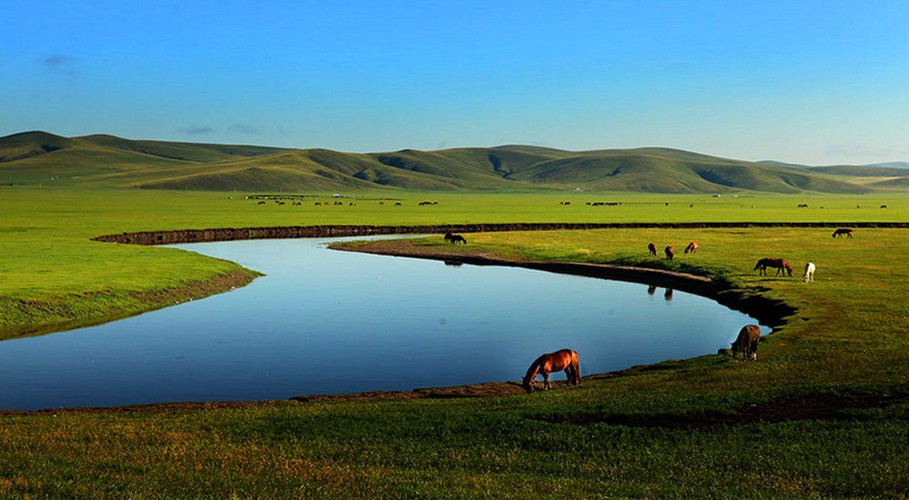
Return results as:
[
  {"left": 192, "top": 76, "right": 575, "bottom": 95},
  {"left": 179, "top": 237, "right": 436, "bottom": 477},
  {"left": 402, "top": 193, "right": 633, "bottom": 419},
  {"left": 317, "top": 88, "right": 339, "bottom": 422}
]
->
[{"left": 1, "top": 187, "right": 908, "bottom": 496}]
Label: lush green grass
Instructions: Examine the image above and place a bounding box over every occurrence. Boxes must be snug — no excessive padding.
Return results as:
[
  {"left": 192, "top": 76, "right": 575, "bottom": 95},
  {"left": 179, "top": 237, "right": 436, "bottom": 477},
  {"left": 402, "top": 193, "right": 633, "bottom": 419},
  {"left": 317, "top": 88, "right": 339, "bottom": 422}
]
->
[
  {"left": 4, "top": 131, "right": 905, "bottom": 193},
  {"left": 2, "top": 187, "right": 909, "bottom": 338},
  {"left": 1, "top": 187, "right": 909, "bottom": 496}
]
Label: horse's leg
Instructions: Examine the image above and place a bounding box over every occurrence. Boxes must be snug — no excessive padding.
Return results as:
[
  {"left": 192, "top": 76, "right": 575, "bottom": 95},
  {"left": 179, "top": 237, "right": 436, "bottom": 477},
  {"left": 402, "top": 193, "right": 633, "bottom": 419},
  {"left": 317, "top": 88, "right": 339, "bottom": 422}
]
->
[{"left": 543, "top": 371, "right": 551, "bottom": 390}]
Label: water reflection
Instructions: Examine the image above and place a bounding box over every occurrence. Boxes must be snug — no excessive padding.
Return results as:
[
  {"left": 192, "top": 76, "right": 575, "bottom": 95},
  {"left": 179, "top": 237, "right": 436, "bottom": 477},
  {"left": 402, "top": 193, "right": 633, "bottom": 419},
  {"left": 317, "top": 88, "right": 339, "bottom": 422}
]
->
[
  {"left": 0, "top": 236, "right": 763, "bottom": 410},
  {"left": 646, "top": 284, "right": 673, "bottom": 301}
]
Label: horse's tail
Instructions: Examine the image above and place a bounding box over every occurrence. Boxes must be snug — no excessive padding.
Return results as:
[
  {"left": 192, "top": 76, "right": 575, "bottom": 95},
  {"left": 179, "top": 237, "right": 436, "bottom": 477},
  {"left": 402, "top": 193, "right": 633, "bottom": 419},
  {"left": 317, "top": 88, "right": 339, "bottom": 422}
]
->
[{"left": 570, "top": 350, "right": 581, "bottom": 385}]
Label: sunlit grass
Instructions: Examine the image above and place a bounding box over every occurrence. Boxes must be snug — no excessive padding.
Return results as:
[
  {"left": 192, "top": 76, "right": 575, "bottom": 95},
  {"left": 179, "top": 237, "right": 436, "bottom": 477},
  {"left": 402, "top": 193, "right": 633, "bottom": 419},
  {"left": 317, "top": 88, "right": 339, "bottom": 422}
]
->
[{"left": 1, "top": 187, "right": 908, "bottom": 496}]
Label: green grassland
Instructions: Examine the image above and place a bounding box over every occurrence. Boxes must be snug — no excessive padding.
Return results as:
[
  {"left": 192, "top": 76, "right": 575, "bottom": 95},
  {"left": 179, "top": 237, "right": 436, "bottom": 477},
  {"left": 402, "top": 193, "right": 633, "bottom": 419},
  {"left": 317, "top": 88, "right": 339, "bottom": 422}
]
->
[
  {"left": 1, "top": 187, "right": 909, "bottom": 496},
  {"left": 5, "top": 131, "right": 909, "bottom": 193}
]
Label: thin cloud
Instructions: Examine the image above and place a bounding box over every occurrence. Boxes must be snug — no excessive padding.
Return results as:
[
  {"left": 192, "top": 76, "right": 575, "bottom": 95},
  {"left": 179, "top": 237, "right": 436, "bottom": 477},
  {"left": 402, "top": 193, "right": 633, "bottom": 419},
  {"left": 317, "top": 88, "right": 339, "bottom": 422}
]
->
[
  {"left": 41, "top": 54, "right": 74, "bottom": 68},
  {"left": 228, "top": 123, "right": 262, "bottom": 135},
  {"left": 180, "top": 125, "right": 216, "bottom": 135}
]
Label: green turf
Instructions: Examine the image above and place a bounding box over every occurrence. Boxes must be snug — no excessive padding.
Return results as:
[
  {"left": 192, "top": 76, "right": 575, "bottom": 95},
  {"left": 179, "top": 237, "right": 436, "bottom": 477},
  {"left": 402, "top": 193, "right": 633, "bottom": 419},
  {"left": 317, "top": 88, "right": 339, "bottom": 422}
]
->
[{"left": 1, "top": 187, "right": 908, "bottom": 496}]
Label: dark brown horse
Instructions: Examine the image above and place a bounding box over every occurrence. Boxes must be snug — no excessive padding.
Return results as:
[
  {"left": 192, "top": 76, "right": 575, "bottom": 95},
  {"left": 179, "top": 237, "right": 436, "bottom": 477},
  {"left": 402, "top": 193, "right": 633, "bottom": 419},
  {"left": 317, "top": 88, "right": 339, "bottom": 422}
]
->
[
  {"left": 684, "top": 241, "right": 698, "bottom": 254},
  {"left": 664, "top": 246, "right": 674, "bottom": 260},
  {"left": 443, "top": 231, "right": 466, "bottom": 244},
  {"left": 731, "top": 324, "right": 761, "bottom": 360},
  {"left": 754, "top": 258, "right": 793, "bottom": 277},
  {"left": 832, "top": 228, "right": 853, "bottom": 238},
  {"left": 523, "top": 349, "right": 580, "bottom": 393},
  {"left": 648, "top": 242, "right": 657, "bottom": 256}
]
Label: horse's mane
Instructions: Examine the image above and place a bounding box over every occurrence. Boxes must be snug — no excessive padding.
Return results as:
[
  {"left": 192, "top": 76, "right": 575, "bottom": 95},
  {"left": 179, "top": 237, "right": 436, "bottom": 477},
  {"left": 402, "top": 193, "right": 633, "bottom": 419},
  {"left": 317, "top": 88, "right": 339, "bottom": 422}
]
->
[{"left": 523, "top": 355, "right": 545, "bottom": 382}]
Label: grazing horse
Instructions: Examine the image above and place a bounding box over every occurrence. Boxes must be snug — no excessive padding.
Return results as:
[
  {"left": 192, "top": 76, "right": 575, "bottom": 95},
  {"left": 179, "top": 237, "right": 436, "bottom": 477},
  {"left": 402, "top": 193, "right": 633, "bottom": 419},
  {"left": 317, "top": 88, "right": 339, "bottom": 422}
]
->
[
  {"left": 648, "top": 242, "right": 657, "bottom": 256},
  {"left": 731, "top": 325, "right": 761, "bottom": 361},
  {"left": 803, "top": 262, "right": 816, "bottom": 283},
  {"left": 832, "top": 228, "right": 853, "bottom": 238},
  {"left": 754, "top": 258, "right": 793, "bottom": 277},
  {"left": 685, "top": 241, "right": 698, "bottom": 254},
  {"left": 522, "top": 349, "right": 580, "bottom": 393},
  {"left": 664, "top": 246, "right": 674, "bottom": 260}
]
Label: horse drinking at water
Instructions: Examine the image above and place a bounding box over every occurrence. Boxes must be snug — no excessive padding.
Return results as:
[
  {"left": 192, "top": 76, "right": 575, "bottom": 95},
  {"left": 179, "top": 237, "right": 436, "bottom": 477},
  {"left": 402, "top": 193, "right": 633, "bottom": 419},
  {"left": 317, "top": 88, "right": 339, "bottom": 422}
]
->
[
  {"left": 754, "top": 258, "right": 793, "bottom": 277},
  {"left": 522, "top": 349, "right": 580, "bottom": 393},
  {"left": 731, "top": 324, "right": 761, "bottom": 361}
]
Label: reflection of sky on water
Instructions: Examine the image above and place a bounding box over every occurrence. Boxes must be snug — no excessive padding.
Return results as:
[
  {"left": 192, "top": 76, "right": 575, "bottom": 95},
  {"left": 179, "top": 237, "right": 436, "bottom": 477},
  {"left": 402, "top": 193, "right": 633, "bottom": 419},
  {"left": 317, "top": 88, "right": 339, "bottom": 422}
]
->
[{"left": 0, "top": 236, "right": 764, "bottom": 410}]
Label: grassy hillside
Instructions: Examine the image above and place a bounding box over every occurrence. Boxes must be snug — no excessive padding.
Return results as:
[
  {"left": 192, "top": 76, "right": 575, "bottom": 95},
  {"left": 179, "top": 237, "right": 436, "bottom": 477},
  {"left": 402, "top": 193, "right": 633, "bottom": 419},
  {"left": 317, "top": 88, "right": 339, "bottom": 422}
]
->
[{"left": 0, "top": 131, "right": 897, "bottom": 194}]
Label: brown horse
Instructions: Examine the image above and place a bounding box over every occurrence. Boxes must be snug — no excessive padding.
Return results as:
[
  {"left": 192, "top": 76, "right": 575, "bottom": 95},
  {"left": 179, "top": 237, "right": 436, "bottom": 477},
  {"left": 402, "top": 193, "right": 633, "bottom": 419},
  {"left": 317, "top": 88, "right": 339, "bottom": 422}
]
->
[
  {"left": 648, "top": 242, "right": 657, "bottom": 256},
  {"left": 754, "top": 258, "right": 793, "bottom": 277},
  {"left": 731, "top": 324, "right": 761, "bottom": 360},
  {"left": 684, "top": 241, "right": 698, "bottom": 254},
  {"left": 522, "top": 349, "right": 580, "bottom": 393},
  {"left": 832, "top": 228, "right": 853, "bottom": 238},
  {"left": 664, "top": 246, "right": 674, "bottom": 260}
]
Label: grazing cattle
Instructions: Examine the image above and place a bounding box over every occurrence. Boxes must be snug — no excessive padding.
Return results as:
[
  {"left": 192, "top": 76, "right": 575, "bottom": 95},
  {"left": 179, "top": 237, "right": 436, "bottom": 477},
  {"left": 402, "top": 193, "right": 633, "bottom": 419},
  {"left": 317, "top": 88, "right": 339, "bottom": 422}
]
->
[
  {"left": 797, "top": 203, "right": 808, "bottom": 208},
  {"left": 379, "top": 201, "right": 385, "bottom": 205},
  {"left": 803, "top": 262, "right": 816, "bottom": 283},
  {"left": 648, "top": 242, "right": 657, "bottom": 256},
  {"left": 832, "top": 228, "right": 853, "bottom": 238},
  {"left": 881, "top": 205, "right": 888, "bottom": 209},
  {"left": 395, "top": 202, "right": 402, "bottom": 206},
  {"left": 731, "top": 324, "right": 761, "bottom": 360},
  {"left": 689, "top": 203, "right": 694, "bottom": 208},
  {"left": 257, "top": 201, "right": 266, "bottom": 205},
  {"left": 684, "top": 241, "right": 698, "bottom": 254},
  {"left": 522, "top": 349, "right": 580, "bottom": 393},
  {"left": 754, "top": 258, "right": 794, "bottom": 277},
  {"left": 664, "top": 246, "right": 674, "bottom": 260},
  {"left": 314, "top": 202, "right": 321, "bottom": 206}
]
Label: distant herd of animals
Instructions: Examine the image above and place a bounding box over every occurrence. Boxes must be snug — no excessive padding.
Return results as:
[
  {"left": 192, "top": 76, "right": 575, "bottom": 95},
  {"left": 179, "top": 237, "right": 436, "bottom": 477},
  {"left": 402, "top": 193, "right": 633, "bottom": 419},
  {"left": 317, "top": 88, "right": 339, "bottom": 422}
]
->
[{"left": 247, "top": 196, "right": 433, "bottom": 207}]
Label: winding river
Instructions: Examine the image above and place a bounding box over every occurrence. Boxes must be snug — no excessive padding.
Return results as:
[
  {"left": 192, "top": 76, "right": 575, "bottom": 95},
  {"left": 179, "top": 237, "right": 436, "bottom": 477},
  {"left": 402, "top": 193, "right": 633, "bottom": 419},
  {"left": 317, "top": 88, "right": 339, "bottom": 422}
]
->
[{"left": 0, "top": 236, "right": 765, "bottom": 410}]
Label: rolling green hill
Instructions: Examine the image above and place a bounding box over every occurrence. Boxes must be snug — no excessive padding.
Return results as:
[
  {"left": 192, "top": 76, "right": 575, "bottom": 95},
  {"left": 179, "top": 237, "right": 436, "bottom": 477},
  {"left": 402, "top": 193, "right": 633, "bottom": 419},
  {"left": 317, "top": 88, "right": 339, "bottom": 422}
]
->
[{"left": 0, "top": 131, "right": 894, "bottom": 193}]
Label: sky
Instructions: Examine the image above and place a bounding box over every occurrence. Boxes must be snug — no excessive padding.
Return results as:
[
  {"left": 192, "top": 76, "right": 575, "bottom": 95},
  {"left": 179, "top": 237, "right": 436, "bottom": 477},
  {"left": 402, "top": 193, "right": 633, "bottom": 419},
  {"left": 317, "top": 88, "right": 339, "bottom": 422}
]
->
[{"left": 2, "top": 0, "right": 908, "bottom": 165}]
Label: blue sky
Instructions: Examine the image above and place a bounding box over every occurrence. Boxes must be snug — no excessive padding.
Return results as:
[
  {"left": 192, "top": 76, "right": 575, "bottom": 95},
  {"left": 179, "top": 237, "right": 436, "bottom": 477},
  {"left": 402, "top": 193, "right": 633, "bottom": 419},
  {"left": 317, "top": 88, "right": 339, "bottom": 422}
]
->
[{"left": 2, "top": 0, "right": 907, "bottom": 164}]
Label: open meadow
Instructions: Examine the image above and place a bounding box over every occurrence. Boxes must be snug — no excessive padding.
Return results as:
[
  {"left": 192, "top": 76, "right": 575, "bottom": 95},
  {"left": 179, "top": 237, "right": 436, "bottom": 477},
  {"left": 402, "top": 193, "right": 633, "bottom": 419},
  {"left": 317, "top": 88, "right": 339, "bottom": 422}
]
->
[{"left": 1, "top": 187, "right": 909, "bottom": 496}]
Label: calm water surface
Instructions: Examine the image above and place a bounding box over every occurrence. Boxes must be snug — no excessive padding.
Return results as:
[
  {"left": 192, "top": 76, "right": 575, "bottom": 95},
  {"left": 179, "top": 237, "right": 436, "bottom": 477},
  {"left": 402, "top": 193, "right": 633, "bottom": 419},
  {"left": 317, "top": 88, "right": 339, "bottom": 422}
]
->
[{"left": 0, "top": 236, "right": 765, "bottom": 410}]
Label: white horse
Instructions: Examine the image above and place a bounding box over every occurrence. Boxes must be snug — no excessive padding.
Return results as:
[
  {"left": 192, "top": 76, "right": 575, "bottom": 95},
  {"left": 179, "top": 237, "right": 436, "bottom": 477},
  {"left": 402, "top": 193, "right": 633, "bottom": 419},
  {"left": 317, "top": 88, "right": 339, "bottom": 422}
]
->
[{"left": 803, "top": 262, "right": 816, "bottom": 283}]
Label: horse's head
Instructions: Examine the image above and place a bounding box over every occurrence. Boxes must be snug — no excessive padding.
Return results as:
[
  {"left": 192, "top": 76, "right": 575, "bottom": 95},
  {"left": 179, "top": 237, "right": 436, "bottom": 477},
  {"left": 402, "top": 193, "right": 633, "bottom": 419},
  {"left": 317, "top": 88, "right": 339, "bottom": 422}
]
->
[
  {"left": 522, "top": 378, "right": 534, "bottom": 394},
  {"left": 783, "top": 260, "right": 793, "bottom": 276},
  {"left": 753, "top": 260, "right": 764, "bottom": 270}
]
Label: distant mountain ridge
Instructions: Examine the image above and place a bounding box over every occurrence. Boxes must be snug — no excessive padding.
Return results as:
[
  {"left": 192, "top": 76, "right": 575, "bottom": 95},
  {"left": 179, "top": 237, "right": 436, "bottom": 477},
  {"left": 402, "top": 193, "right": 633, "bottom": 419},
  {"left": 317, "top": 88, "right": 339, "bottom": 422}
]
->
[
  {"left": 1, "top": 130, "right": 906, "bottom": 193},
  {"left": 866, "top": 161, "right": 909, "bottom": 169}
]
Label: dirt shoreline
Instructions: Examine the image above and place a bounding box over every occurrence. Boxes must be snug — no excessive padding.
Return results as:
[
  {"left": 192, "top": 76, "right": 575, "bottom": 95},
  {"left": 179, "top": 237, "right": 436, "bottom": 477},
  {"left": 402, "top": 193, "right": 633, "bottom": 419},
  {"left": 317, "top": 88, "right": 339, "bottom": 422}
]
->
[{"left": 93, "top": 221, "right": 909, "bottom": 245}]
